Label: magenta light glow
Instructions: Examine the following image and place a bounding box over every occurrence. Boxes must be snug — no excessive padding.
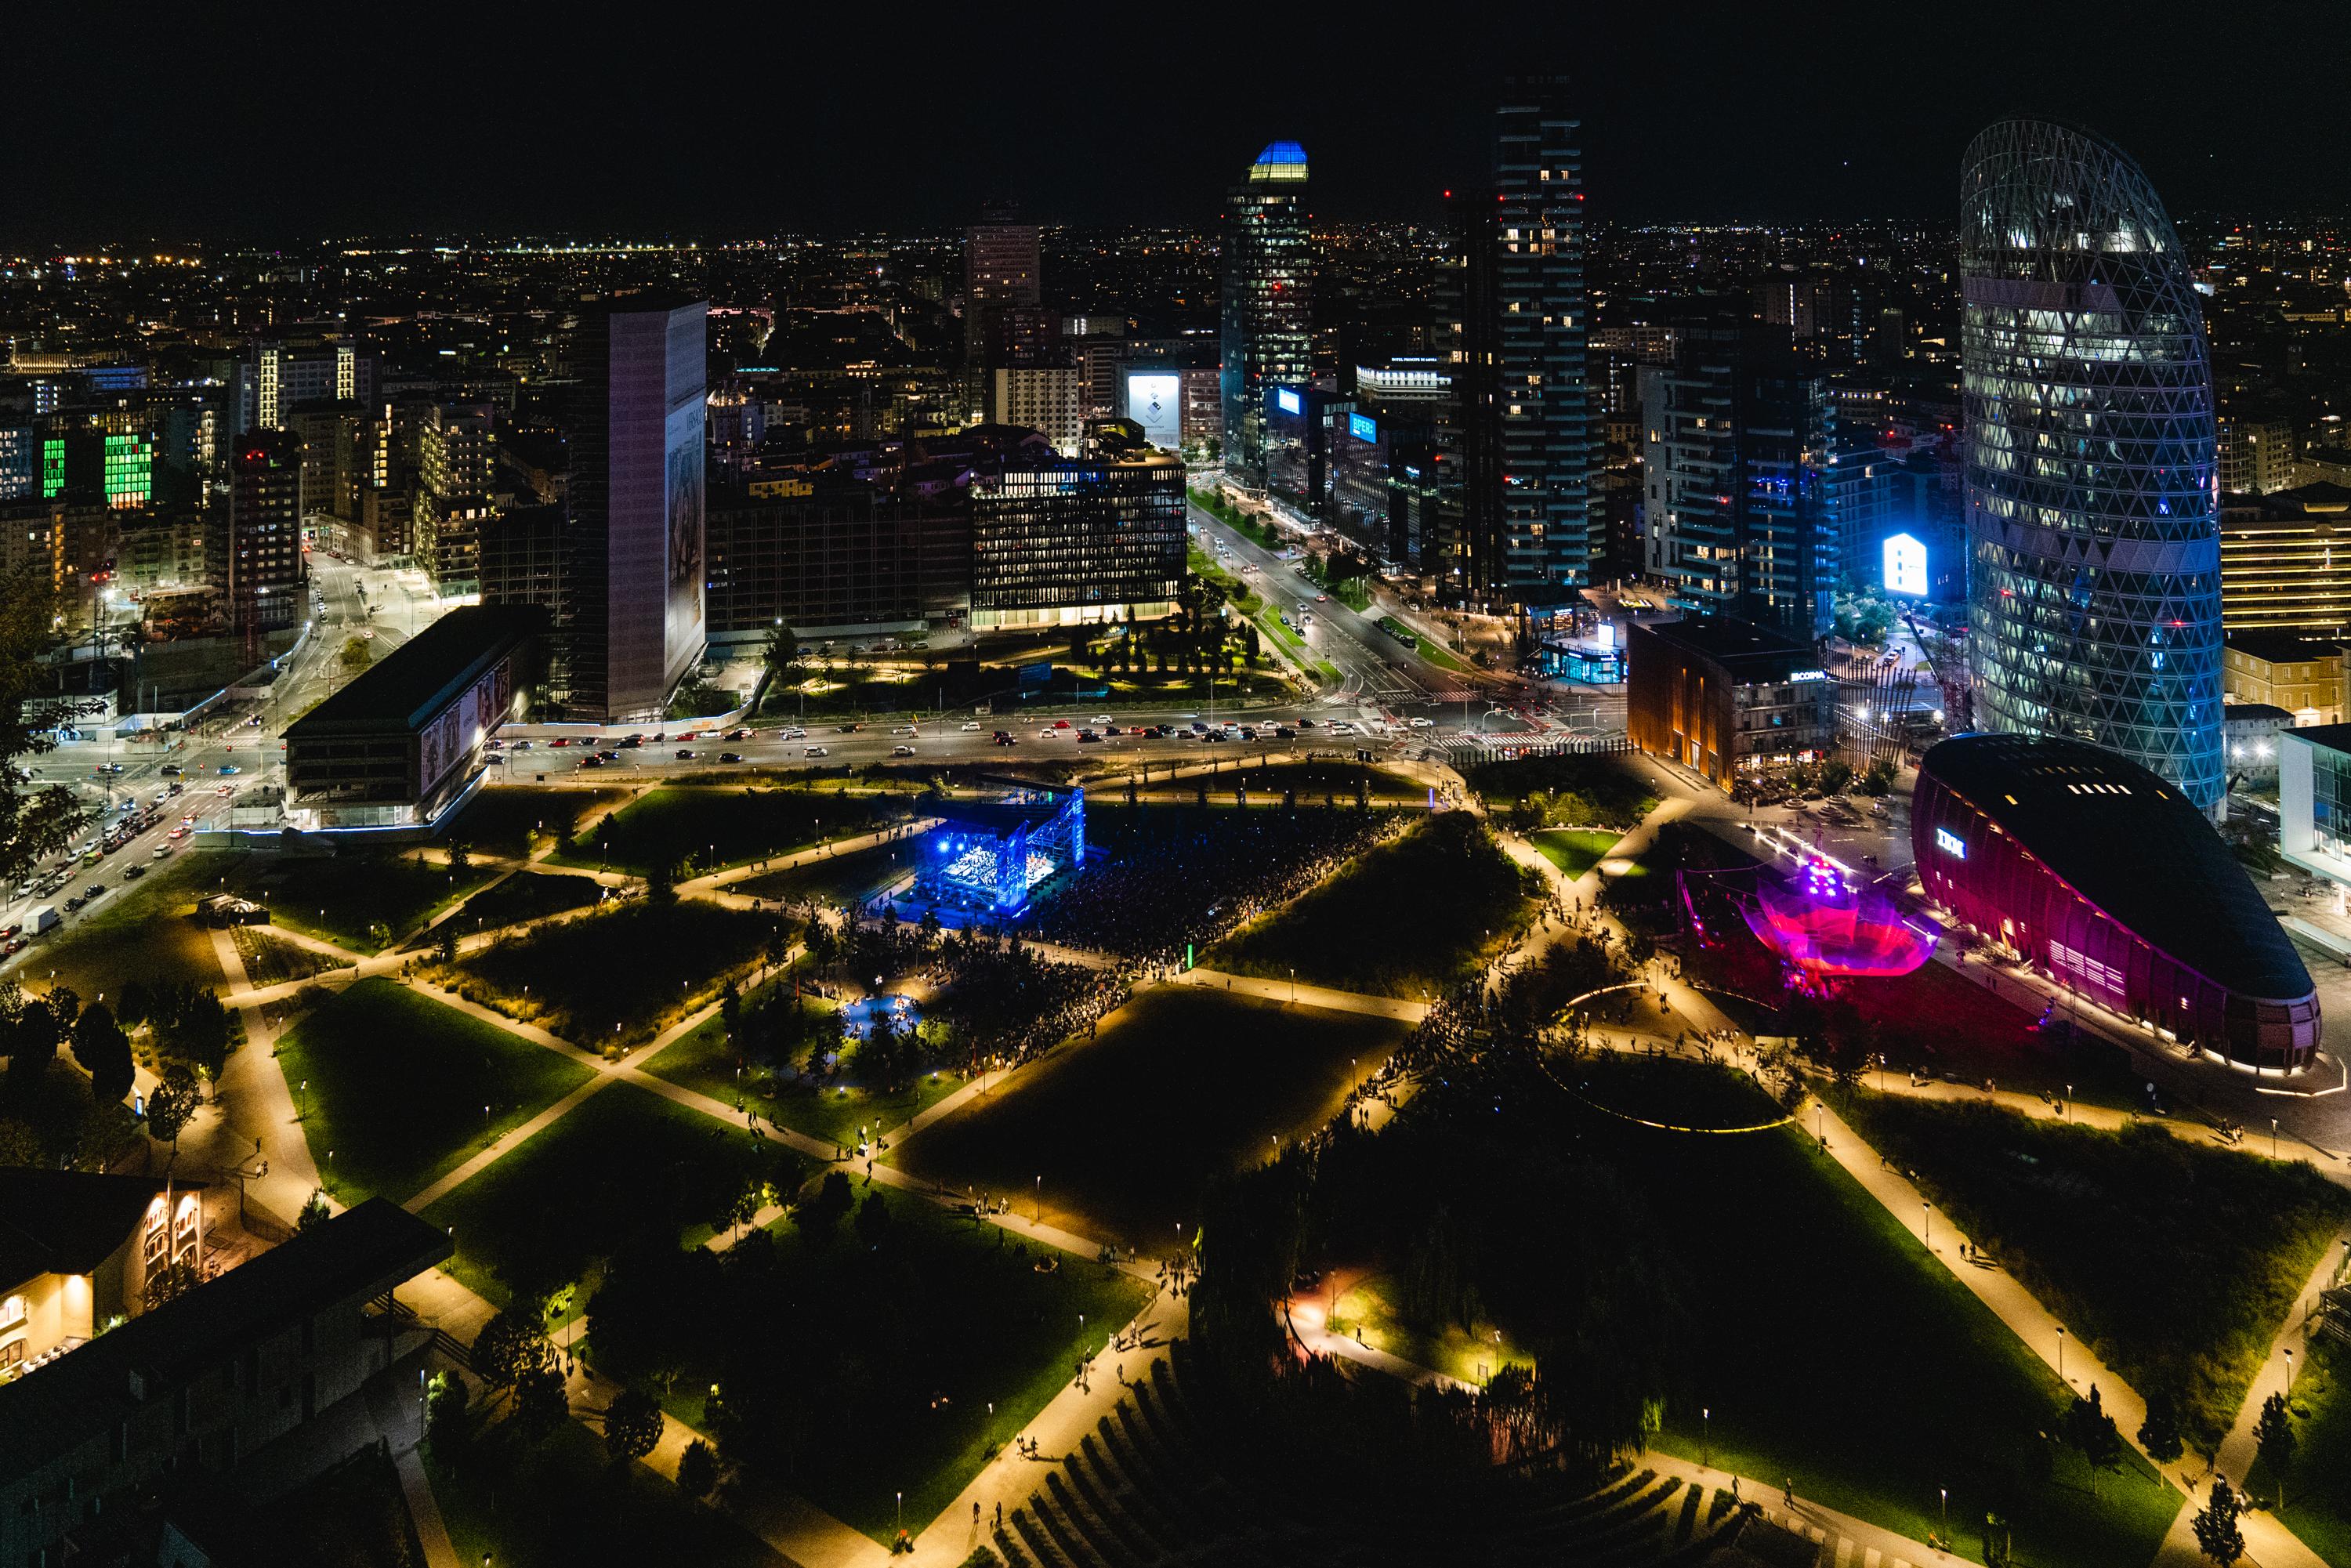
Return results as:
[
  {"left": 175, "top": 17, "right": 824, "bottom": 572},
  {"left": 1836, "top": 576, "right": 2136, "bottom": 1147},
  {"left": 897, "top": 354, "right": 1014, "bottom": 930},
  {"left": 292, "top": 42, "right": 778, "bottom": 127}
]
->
[{"left": 1742, "top": 858, "right": 1940, "bottom": 980}]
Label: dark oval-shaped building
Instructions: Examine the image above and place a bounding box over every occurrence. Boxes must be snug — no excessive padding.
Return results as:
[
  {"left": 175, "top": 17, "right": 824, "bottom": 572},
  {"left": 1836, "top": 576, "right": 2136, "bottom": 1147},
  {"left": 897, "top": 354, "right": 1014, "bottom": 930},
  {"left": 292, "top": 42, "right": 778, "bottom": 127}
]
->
[{"left": 1912, "top": 733, "right": 2319, "bottom": 1072}]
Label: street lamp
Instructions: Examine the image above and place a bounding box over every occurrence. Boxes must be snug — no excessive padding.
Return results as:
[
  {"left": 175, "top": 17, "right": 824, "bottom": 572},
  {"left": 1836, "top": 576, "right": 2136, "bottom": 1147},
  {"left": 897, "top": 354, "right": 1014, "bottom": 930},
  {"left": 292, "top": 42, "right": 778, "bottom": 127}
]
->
[
  {"left": 2285, "top": 1346, "right": 2296, "bottom": 1398},
  {"left": 1939, "top": 1487, "right": 1947, "bottom": 1543},
  {"left": 1922, "top": 1201, "right": 1932, "bottom": 1248},
  {"left": 2056, "top": 1326, "right": 2065, "bottom": 1382},
  {"left": 1035, "top": 1175, "right": 1041, "bottom": 1224},
  {"left": 1702, "top": 1407, "right": 1710, "bottom": 1468}
]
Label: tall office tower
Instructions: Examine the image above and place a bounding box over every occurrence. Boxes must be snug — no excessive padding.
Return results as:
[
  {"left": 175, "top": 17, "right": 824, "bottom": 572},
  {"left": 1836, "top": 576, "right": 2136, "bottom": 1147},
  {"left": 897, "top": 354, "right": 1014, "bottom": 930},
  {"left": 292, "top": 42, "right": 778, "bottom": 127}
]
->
[
  {"left": 1219, "top": 141, "right": 1312, "bottom": 484},
  {"left": 565, "top": 297, "right": 707, "bottom": 724},
  {"left": 233, "top": 341, "right": 375, "bottom": 434},
  {"left": 416, "top": 400, "right": 496, "bottom": 592},
  {"left": 1644, "top": 306, "right": 1838, "bottom": 641},
  {"left": 1960, "top": 119, "right": 2225, "bottom": 815},
  {"left": 212, "top": 432, "right": 306, "bottom": 640},
  {"left": 965, "top": 207, "right": 1045, "bottom": 393},
  {"left": 1444, "top": 80, "right": 1596, "bottom": 608}
]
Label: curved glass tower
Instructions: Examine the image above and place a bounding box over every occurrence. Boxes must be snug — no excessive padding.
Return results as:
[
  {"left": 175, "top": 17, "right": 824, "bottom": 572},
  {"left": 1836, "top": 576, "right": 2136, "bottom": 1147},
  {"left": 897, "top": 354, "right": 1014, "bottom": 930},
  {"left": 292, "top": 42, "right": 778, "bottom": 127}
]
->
[{"left": 1960, "top": 119, "right": 2224, "bottom": 814}]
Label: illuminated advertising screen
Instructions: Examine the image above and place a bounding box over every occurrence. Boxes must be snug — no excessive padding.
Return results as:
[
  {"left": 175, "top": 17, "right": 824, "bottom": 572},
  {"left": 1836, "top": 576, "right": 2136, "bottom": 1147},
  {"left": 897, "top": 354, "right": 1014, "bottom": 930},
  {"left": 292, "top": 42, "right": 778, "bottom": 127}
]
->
[
  {"left": 1125, "top": 372, "right": 1181, "bottom": 451},
  {"left": 1348, "top": 412, "right": 1376, "bottom": 443},
  {"left": 1274, "top": 387, "right": 1302, "bottom": 416},
  {"left": 1883, "top": 531, "right": 1928, "bottom": 597},
  {"left": 664, "top": 396, "right": 706, "bottom": 683}
]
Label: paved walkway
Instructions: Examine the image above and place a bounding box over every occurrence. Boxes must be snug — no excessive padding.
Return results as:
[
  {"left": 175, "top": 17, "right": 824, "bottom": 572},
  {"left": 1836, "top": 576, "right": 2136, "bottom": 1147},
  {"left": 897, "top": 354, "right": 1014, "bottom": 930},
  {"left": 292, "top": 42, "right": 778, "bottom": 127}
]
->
[{"left": 1163, "top": 965, "right": 1430, "bottom": 1022}]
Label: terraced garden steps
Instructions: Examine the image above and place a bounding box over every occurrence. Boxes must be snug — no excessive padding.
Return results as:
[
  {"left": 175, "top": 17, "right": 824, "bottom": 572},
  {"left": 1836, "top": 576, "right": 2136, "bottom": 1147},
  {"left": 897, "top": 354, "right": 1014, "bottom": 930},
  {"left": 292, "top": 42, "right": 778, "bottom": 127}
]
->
[{"left": 997, "top": 1349, "right": 1753, "bottom": 1567}]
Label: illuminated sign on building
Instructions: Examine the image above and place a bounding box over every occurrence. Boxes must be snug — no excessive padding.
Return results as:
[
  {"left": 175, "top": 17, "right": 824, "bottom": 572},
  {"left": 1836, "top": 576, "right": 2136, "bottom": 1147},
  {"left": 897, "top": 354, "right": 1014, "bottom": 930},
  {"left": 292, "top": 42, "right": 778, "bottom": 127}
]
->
[
  {"left": 1884, "top": 531, "right": 1929, "bottom": 596},
  {"left": 1125, "top": 372, "right": 1181, "bottom": 451},
  {"left": 1935, "top": 827, "right": 1967, "bottom": 859},
  {"left": 1274, "top": 388, "right": 1302, "bottom": 416},
  {"left": 1348, "top": 412, "right": 1376, "bottom": 443},
  {"left": 1789, "top": 668, "right": 1826, "bottom": 683}
]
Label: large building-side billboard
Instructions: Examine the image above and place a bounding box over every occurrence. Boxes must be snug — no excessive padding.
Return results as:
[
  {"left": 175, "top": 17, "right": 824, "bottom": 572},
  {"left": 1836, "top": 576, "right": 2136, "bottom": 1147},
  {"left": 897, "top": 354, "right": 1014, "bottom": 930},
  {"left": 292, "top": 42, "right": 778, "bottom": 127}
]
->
[
  {"left": 1125, "top": 372, "right": 1181, "bottom": 451},
  {"left": 1883, "top": 531, "right": 1929, "bottom": 597},
  {"left": 661, "top": 356, "right": 706, "bottom": 693}
]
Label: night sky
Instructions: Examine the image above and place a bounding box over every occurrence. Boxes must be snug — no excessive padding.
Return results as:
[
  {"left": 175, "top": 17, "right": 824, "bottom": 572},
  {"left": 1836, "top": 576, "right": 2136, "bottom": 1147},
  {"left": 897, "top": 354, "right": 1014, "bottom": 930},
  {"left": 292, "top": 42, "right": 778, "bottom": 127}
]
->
[{"left": 15, "top": 1, "right": 2342, "bottom": 245}]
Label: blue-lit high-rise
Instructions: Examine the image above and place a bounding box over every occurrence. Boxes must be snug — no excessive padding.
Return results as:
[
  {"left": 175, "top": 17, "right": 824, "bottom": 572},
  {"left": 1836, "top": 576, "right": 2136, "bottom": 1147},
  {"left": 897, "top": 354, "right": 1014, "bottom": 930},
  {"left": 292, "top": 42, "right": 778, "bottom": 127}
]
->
[
  {"left": 1219, "top": 142, "right": 1311, "bottom": 485},
  {"left": 1961, "top": 118, "right": 2225, "bottom": 814}
]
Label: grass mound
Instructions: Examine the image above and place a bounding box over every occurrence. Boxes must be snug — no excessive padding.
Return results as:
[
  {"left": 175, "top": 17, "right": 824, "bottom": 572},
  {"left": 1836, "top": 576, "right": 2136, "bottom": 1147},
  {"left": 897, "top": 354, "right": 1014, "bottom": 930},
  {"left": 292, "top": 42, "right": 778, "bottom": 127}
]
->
[
  {"left": 1210, "top": 811, "right": 1540, "bottom": 998},
  {"left": 1842, "top": 1092, "right": 2351, "bottom": 1450}
]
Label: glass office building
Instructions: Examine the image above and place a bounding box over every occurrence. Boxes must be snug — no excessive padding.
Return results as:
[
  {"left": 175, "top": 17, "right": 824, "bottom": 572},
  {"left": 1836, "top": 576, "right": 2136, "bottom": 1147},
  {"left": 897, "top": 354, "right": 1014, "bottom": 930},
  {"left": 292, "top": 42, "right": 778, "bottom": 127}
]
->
[
  {"left": 1960, "top": 118, "right": 2225, "bottom": 815},
  {"left": 1219, "top": 143, "right": 1311, "bottom": 484}
]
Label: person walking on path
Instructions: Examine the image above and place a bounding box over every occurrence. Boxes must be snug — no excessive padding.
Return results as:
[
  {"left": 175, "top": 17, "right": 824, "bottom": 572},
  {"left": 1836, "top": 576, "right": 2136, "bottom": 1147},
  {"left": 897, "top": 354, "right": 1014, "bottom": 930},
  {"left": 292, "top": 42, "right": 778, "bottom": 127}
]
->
[{"left": 1783, "top": 1478, "right": 1794, "bottom": 1507}]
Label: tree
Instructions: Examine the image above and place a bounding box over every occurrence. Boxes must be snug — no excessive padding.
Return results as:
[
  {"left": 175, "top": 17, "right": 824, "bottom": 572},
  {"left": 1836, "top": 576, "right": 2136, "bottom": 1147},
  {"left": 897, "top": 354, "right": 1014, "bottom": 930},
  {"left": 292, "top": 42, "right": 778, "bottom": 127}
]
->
[
  {"left": 2062, "top": 1386, "right": 2125, "bottom": 1496},
  {"left": 448, "top": 838, "right": 471, "bottom": 871},
  {"left": 798, "top": 1169, "right": 854, "bottom": 1242},
  {"left": 473, "top": 1306, "right": 552, "bottom": 1394},
  {"left": 144, "top": 1066, "right": 201, "bottom": 1152},
  {"left": 2138, "top": 1393, "right": 2185, "bottom": 1465},
  {"left": 603, "top": 1387, "right": 665, "bottom": 1465},
  {"left": 2255, "top": 1391, "right": 2295, "bottom": 1507},
  {"left": 647, "top": 858, "right": 678, "bottom": 905},
  {"left": 510, "top": 1363, "right": 569, "bottom": 1442},
  {"left": 0, "top": 560, "right": 94, "bottom": 889},
  {"left": 426, "top": 1371, "right": 473, "bottom": 1462},
  {"left": 676, "top": 1438, "right": 719, "bottom": 1502},
  {"left": 2193, "top": 1476, "right": 2245, "bottom": 1566},
  {"left": 339, "top": 636, "right": 372, "bottom": 672},
  {"left": 433, "top": 919, "right": 459, "bottom": 965},
  {"left": 296, "top": 1188, "right": 332, "bottom": 1231}
]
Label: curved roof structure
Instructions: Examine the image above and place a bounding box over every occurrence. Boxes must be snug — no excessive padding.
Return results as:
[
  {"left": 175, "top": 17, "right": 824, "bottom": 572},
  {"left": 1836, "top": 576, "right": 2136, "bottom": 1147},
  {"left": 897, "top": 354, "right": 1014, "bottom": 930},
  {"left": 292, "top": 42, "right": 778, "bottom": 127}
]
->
[
  {"left": 1918, "top": 733, "right": 2309, "bottom": 1001},
  {"left": 1248, "top": 141, "right": 1309, "bottom": 183},
  {"left": 1743, "top": 859, "right": 1941, "bottom": 981},
  {"left": 1959, "top": 118, "right": 2224, "bottom": 813}
]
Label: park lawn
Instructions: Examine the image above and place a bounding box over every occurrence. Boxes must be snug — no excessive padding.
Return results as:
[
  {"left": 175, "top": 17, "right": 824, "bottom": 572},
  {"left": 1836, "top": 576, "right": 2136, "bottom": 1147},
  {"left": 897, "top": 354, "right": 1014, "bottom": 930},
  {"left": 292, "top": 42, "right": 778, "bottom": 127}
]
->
[
  {"left": 440, "top": 897, "right": 788, "bottom": 1048},
  {"left": 1567, "top": 1052, "right": 1792, "bottom": 1132},
  {"left": 730, "top": 1197, "right": 1152, "bottom": 1542},
  {"left": 444, "top": 785, "right": 627, "bottom": 857},
  {"left": 24, "top": 849, "right": 223, "bottom": 1003},
  {"left": 451, "top": 870, "right": 611, "bottom": 932},
  {"left": 1412, "top": 635, "right": 1472, "bottom": 674},
  {"left": 1210, "top": 810, "right": 1540, "bottom": 998},
  {"left": 2271, "top": 1338, "right": 2351, "bottom": 1566},
  {"left": 273, "top": 977, "right": 591, "bottom": 1205},
  {"left": 1559, "top": 1057, "right": 2180, "bottom": 1566},
  {"left": 1840, "top": 1092, "right": 2351, "bottom": 1454},
  {"left": 1530, "top": 827, "right": 1624, "bottom": 880},
  {"left": 891, "top": 987, "right": 1405, "bottom": 1250},
  {"left": 1463, "top": 751, "right": 1660, "bottom": 830},
  {"left": 1327, "top": 1273, "right": 1537, "bottom": 1389},
  {"left": 420, "top": 1079, "right": 796, "bottom": 1309},
  {"left": 212, "top": 850, "right": 499, "bottom": 952},
  {"left": 734, "top": 831, "right": 933, "bottom": 911},
  {"left": 427, "top": 1415, "right": 778, "bottom": 1568},
  {"left": 556, "top": 785, "right": 911, "bottom": 877}
]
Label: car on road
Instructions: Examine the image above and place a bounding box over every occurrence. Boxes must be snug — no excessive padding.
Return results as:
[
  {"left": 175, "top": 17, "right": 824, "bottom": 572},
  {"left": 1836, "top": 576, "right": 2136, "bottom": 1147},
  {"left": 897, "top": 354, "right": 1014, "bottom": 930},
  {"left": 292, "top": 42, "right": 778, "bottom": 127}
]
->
[
  {"left": 960, "top": 721, "right": 981, "bottom": 731},
  {"left": 1038, "top": 729, "right": 1057, "bottom": 741},
  {"left": 676, "top": 749, "right": 697, "bottom": 760},
  {"left": 549, "top": 737, "right": 572, "bottom": 748},
  {"left": 578, "top": 755, "right": 607, "bottom": 768},
  {"left": 719, "top": 751, "right": 744, "bottom": 763},
  {"left": 511, "top": 740, "right": 532, "bottom": 751},
  {"left": 778, "top": 727, "right": 807, "bottom": 741},
  {"left": 153, "top": 844, "right": 172, "bottom": 859},
  {"left": 1274, "top": 726, "right": 1296, "bottom": 738},
  {"left": 218, "top": 764, "right": 241, "bottom": 776},
  {"left": 893, "top": 725, "right": 918, "bottom": 735},
  {"left": 1409, "top": 717, "right": 1433, "bottom": 729},
  {"left": 994, "top": 735, "right": 1018, "bottom": 747},
  {"left": 616, "top": 737, "right": 641, "bottom": 749},
  {"left": 1094, "top": 715, "right": 1114, "bottom": 725},
  {"left": 160, "top": 764, "right": 183, "bottom": 777},
  {"left": 1313, "top": 593, "right": 1327, "bottom": 602},
  {"left": 726, "top": 728, "right": 752, "bottom": 741},
  {"left": 836, "top": 723, "right": 862, "bottom": 733},
  {"left": 214, "top": 784, "right": 235, "bottom": 795},
  {"left": 121, "top": 864, "right": 145, "bottom": 881},
  {"left": 805, "top": 746, "right": 828, "bottom": 758},
  {"left": 1052, "top": 719, "right": 1071, "bottom": 729},
  {"left": 892, "top": 744, "right": 916, "bottom": 756},
  {"left": 1078, "top": 730, "right": 1099, "bottom": 743}
]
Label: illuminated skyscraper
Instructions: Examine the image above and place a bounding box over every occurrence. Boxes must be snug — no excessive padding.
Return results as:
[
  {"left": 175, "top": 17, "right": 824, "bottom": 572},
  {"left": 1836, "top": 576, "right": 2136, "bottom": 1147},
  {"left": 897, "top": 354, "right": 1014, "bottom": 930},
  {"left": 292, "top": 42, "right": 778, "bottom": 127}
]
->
[
  {"left": 1961, "top": 118, "right": 2225, "bottom": 814},
  {"left": 1219, "top": 141, "right": 1311, "bottom": 484},
  {"left": 1442, "top": 79, "right": 1595, "bottom": 607}
]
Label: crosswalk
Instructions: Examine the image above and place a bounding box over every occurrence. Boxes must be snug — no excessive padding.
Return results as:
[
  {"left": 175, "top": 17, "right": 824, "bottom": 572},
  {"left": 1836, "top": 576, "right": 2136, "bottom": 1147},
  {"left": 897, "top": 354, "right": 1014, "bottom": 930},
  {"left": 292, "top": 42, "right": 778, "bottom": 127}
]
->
[{"left": 1435, "top": 733, "right": 1636, "bottom": 759}]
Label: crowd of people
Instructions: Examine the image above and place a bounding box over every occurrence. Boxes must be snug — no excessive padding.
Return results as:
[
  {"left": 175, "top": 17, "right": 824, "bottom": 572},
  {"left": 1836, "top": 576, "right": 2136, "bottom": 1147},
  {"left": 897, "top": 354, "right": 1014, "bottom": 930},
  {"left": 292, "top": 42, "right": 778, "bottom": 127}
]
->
[
  {"left": 1025, "top": 805, "right": 1404, "bottom": 965},
  {"left": 926, "top": 929, "right": 1129, "bottom": 1070}
]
